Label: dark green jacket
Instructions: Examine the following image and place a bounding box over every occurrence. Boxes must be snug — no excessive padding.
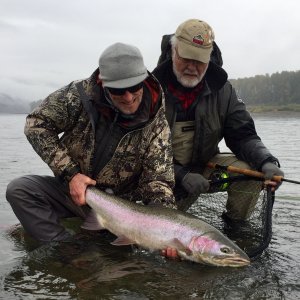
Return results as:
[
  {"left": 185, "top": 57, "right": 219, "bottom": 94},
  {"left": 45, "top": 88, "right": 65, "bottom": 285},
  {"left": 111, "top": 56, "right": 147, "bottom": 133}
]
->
[{"left": 153, "top": 60, "right": 279, "bottom": 181}]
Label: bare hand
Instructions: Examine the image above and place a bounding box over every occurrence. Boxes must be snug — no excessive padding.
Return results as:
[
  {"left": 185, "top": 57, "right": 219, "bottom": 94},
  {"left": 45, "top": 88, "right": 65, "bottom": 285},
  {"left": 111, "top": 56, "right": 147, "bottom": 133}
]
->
[
  {"left": 161, "top": 247, "right": 180, "bottom": 260},
  {"left": 69, "top": 173, "right": 96, "bottom": 206},
  {"left": 264, "top": 180, "right": 279, "bottom": 192}
]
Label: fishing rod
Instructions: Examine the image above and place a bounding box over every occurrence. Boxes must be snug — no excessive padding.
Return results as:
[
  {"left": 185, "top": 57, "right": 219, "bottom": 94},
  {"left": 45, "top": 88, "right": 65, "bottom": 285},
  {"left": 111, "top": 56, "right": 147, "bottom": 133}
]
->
[
  {"left": 209, "top": 174, "right": 262, "bottom": 185},
  {"left": 207, "top": 162, "right": 300, "bottom": 185},
  {"left": 208, "top": 174, "right": 265, "bottom": 193}
]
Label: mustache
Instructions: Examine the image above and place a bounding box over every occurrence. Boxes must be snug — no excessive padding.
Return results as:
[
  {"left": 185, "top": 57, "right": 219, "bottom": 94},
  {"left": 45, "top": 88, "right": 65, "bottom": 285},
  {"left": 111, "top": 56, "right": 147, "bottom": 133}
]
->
[{"left": 183, "top": 71, "right": 199, "bottom": 76}]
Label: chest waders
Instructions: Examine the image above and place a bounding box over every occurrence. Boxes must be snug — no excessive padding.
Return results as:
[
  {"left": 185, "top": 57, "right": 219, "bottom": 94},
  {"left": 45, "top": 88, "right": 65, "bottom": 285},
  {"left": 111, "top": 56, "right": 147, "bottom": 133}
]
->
[{"left": 172, "top": 121, "right": 195, "bottom": 166}]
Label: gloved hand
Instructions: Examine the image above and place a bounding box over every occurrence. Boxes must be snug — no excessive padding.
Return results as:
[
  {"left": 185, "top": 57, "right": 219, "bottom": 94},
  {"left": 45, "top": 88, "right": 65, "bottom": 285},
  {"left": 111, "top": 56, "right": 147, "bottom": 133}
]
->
[
  {"left": 262, "top": 162, "right": 284, "bottom": 179},
  {"left": 181, "top": 172, "right": 210, "bottom": 195},
  {"left": 261, "top": 162, "right": 284, "bottom": 190}
]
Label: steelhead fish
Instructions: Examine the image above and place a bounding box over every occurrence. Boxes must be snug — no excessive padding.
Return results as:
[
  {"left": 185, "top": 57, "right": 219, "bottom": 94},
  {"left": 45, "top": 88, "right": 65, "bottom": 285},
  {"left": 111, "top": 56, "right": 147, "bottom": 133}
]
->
[{"left": 81, "top": 187, "right": 250, "bottom": 267}]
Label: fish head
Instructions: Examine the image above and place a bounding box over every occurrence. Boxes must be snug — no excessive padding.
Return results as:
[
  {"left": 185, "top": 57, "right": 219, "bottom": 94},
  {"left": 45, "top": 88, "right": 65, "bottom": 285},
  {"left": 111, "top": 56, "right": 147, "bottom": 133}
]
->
[{"left": 188, "top": 231, "right": 250, "bottom": 267}]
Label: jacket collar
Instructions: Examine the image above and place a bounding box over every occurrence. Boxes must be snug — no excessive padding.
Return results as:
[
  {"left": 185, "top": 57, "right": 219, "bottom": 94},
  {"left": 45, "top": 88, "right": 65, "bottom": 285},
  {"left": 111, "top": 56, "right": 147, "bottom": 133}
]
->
[{"left": 81, "top": 69, "right": 164, "bottom": 131}]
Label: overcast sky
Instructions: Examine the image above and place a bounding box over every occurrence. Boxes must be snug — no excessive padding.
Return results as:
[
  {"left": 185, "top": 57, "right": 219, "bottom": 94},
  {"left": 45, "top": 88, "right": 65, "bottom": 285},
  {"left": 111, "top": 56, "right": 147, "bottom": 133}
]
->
[{"left": 1, "top": 0, "right": 299, "bottom": 102}]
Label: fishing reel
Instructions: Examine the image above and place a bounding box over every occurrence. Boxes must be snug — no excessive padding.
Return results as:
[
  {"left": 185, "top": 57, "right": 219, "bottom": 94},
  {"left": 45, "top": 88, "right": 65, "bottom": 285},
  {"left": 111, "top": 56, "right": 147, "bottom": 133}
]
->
[{"left": 208, "top": 170, "right": 230, "bottom": 192}]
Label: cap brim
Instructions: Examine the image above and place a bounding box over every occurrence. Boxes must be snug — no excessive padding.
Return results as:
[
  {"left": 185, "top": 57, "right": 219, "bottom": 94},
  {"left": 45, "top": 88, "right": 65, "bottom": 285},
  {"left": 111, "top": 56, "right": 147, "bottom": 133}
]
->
[
  {"left": 103, "top": 72, "right": 148, "bottom": 88},
  {"left": 177, "top": 40, "right": 212, "bottom": 63}
]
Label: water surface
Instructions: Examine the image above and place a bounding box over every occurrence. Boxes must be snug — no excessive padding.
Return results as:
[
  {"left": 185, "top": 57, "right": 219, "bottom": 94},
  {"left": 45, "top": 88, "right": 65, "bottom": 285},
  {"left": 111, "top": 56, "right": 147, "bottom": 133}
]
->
[{"left": 0, "top": 113, "right": 299, "bottom": 299}]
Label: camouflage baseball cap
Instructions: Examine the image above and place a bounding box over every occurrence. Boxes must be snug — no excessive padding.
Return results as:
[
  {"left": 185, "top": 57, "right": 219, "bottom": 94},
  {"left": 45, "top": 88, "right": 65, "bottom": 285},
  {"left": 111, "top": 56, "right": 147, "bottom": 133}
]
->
[{"left": 175, "top": 19, "right": 215, "bottom": 63}]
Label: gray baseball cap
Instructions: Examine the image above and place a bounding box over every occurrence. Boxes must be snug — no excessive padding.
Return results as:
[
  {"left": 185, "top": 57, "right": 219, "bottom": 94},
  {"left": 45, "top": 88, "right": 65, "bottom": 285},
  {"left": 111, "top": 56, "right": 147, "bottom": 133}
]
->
[{"left": 99, "top": 42, "right": 148, "bottom": 88}]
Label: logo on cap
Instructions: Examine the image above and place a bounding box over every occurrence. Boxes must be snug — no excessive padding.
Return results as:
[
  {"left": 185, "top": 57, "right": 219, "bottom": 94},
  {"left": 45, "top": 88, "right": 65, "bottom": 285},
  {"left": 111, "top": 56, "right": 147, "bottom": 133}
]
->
[{"left": 192, "top": 35, "right": 204, "bottom": 45}]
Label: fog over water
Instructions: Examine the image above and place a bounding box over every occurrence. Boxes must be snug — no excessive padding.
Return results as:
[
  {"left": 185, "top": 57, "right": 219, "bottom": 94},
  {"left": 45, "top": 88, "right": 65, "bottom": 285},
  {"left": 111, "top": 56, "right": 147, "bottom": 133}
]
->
[{"left": 1, "top": 0, "right": 300, "bottom": 101}]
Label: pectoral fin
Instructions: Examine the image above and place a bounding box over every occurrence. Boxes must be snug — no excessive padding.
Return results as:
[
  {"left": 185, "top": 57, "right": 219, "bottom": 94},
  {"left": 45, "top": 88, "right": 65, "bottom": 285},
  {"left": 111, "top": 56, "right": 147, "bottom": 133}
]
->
[
  {"left": 111, "top": 236, "right": 135, "bottom": 246},
  {"left": 81, "top": 209, "right": 105, "bottom": 231},
  {"left": 168, "top": 238, "right": 192, "bottom": 256}
]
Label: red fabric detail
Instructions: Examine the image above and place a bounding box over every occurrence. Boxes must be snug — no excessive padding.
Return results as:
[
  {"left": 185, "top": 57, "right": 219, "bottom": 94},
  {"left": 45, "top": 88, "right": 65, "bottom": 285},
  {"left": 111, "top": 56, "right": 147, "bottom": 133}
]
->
[
  {"left": 144, "top": 80, "right": 159, "bottom": 116},
  {"left": 96, "top": 77, "right": 103, "bottom": 87},
  {"left": 168, "top": 81, "right": 203, "bottom": 110},
  {"left": 193, "top": 38, "right": 203, "bottom": 45}
]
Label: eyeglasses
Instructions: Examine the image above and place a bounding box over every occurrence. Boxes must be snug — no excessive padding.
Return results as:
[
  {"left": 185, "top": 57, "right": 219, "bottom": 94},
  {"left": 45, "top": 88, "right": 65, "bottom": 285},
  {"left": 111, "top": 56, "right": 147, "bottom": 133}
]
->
[
  {"left": 175, "top": 48, "right": 205, "bottom": 65},
  {"left": 106, "top": 82, "right": 143, "bottom": 96}
]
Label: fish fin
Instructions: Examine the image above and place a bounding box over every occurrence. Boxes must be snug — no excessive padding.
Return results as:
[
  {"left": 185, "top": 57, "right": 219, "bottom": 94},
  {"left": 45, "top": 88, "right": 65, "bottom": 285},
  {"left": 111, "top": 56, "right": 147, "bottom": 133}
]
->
[
  {"left": 169, "top": 238, "right": 193, "bottom": 256},
  {"left": 104, "top": 188, "right": 114, "bottom": 194},
  {"left": 81, "top": 209, "right": 105, "bottom": 231},
  {"left": 111, "top": 236, "right": 135, "bottom": 246}
]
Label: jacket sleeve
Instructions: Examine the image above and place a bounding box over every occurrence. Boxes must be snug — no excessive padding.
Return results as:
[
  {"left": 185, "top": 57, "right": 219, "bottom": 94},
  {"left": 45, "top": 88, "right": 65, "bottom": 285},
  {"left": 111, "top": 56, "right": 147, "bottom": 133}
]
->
[
  {"left": 223, "top": 83, "right": 279, "bottom": 170},
  {"left": 24, "top": 82, "right": 82, "bottom": 181}
]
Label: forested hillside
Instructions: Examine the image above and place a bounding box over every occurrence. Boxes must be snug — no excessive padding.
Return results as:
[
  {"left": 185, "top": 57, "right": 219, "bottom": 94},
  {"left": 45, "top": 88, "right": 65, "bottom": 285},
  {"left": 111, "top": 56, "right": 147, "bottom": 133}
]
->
[
  {"left": 0, "top": 93, "right": 30, "bottom": 113},
  {"left": 230, "top": 70, "right": 300, "bottom": 106},
  {"left": 1, "top": 70, "right": 299, "bottom": 114}
]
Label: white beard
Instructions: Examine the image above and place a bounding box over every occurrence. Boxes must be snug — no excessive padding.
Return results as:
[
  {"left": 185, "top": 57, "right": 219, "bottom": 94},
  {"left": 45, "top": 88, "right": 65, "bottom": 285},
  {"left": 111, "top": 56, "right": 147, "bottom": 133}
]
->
[{"left": 173, "top": 64, "right": 208, "bottom": 88}]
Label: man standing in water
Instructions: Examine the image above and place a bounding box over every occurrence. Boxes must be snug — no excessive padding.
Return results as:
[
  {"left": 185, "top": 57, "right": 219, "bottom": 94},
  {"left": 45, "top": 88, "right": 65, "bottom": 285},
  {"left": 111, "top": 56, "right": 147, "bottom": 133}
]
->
[{"left": 153, "top": 19, "right": 284, "bottom": 223}]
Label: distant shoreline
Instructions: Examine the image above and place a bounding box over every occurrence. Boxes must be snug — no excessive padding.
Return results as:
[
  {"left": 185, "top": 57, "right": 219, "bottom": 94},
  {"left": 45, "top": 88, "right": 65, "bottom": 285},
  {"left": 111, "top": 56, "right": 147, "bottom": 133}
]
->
[
  {"left": 247, "top": 104, "right": 300, "bottom": 114},
  {"left": 0, "top": 112, "right": 28, "bottom": 115},
  {"left": 1, "top": 104, "right": 300, "bottom": 116}
]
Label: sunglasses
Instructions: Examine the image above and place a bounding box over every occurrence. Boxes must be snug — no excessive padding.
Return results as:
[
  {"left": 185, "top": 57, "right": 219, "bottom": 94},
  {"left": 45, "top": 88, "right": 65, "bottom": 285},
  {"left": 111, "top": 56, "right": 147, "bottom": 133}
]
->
[{"left": 106, "top": 82, "right": 143, "bottom": 96}]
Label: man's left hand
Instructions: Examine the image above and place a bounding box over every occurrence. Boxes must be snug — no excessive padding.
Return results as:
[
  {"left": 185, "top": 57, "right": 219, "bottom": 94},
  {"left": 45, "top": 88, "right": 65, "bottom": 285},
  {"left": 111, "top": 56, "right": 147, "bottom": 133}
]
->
[{"left": 262, "top": 162, "right": 284, "bottom": 191}]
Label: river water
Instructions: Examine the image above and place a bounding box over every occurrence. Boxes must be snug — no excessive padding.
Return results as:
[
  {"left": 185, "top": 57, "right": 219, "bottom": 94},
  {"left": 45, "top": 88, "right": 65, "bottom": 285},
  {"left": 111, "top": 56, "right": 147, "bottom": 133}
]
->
[{"left": 0, "top": 113, "right": 299, "bottom": 299}]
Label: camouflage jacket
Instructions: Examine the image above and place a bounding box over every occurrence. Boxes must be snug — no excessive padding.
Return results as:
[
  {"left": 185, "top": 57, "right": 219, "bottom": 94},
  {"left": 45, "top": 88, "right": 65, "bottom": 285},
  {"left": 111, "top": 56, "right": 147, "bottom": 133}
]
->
[{"left": 25, "top": 69, "right": 176, "bottom": 208}]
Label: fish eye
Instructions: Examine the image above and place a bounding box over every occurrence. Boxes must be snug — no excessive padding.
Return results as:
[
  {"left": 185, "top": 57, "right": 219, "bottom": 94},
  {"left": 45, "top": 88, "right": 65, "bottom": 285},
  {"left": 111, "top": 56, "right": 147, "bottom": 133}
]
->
[{"left": 220, "top": 247, "right": 231, "bottom": 254}]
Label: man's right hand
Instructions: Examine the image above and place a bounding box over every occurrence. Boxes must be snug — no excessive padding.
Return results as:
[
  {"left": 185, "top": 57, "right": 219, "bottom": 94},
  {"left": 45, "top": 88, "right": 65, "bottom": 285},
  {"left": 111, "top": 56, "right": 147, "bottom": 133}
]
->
[
  {"left": 69, "top": 173, "right": 96, "bottom": 206},
  {"left": 161, "top": 247, "right": 180, "bottom": 260},
  {"left": 181, "top": 172, "right": 210, "bottom": 195}
]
